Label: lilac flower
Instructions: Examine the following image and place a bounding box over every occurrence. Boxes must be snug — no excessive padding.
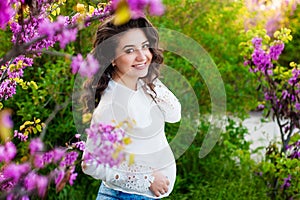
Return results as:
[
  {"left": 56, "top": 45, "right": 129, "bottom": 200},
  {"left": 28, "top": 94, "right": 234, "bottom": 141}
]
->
[
  {"left": 282, "top": 90, "right": 290, "bottom": 100},
  {"left": 281, "top": 175, "right": 292, "bottom": 189},
  {"left": 57, "top": 28, "right": 78, "bottom": 49},
  {"left": 257, "top": 104, "right": 265, "bottom": 110},
  {"left": 71, "top": 54, "right": 100, "bottom": 77},
  {"left": 29, "top": 138, "right": 44, "bottom": 155},
  {"left": 84, "top": 122, "right": 128, "bottom": 167},
  {"left": 24, "top": 172, "right": 38, "bottom": 191},
  {"left": 33, "top": 153, "right": 45, "bottom": 168},
  {"left": 243, "top": 60, "right": 251, "bottom": 66},
  {"left": 54, "top": 169, "right": 65, "bottom": 186},
  {"left": 149, "top": 0, "right": 164, "bottom": 15},
  {"left": 0, "top": 142, "right": 16, "bottom": 163},
  {"left": 0, "top": 173, "right": 15, "bottom": 191},
  {"left": 5, "top": 142, "right": 17, "bottom": 162},
  {"left": 295, "top": 102, "right": 300, "bottom": 111},
  {"left": 71, "top": 54, "right": 83, "bottom": 74},
  {"left": 288, "top": 68, "right": 300, "bottom": 85},
  {"left": 11, "top": 16, "right": 57, "bottom": 53},
  {"left": 2, "top": 163, "right": 30, "bottom": 182},
  {"left": 252, "top": 37, "right": 263, "bottom": 49},
  {"left": 264, "top": 92, "right": 276, "bottom": 101},
  {"left": 51, "top": 148, "right": 66, "bottom": 163},
  {"left": 0, "top": 79, "right": 17, "bottom": 100},
  {"left": 24, "top": 172, "right": 49, "bottom": 197},
  {"left": 60, "top": 151, "right": 78, "bottom": 167},
  {"left": 73, "top": 141, "right": 85, "bottom": 151},
  {"left": 36, "top": 175, "right": 48, "bottom": 197},
  {"left": 43, "top": 151, "right": 54, "bottom": 164},
  {"left": 39, "top": 16, "right": 66, "bottom": 38},
  {"left": 14, "top": 130, "right": 28, "bottom": 141},
  {"left": 68, "top": 166, "right": 77, "bottom": 185},
  {"left": 0, "top": 0, "right": 14, "bottom": 29},
  {"left": 269, "top": 42, "right": 285, "bottom": 60},
  {"left": 251, "top": 48, "right": 273, "bottom": 73}
]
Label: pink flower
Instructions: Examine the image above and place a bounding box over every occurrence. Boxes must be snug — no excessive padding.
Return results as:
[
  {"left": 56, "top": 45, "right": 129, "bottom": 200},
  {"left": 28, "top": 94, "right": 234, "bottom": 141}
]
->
[
  {"left": 0, "top": 142, "right": 17, "bottom": 162},
  {"left": 36, "top": 176, "right": 48, "bottom": 197},
  {"left": 3, "top": 163, "right": 30, "bottom": 182},
  {"left": 54, "top": 169, "right": 65, "bottom": 186},
  {"left": 149, "top": 0, "right": 164, "bottom": 16},
  {"left": 71, "top": 54, "right": 100, "bottom": 77},
  {"left": 69, "top": 167, "right": 77, "bottom": 185},
  {"left": 51, "top": 148, "right": 66, "bottom": 162},
  {"left": 57, "top": 28, "right": 78, "bottom": 49},
  {"left": 5, "top": 142, "right": 17, "bottom": 161},
  {"left": 29, "top": 138, "right": 44, "bottom": 154},
  {"left": 71, "top": 54, "right": 83, "bottom": 74},
  {"left": 0, "top": 0, "right": 15, "bottom": 29},
  {"left": 33, "top": 153, "right": 45, "bottom": 168}
]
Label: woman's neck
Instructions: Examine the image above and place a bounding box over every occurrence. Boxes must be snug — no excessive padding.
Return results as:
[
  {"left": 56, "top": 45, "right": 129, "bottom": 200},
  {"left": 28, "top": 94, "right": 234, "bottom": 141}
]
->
[{"left": 112, "top": 74, "right": 138, "bottom": 91}]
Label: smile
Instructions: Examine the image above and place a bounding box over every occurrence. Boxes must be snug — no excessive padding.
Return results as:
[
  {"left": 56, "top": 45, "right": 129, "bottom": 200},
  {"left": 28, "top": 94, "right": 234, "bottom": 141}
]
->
[{"left": 132, "top": 62, "right": 148, "bottom": 70}]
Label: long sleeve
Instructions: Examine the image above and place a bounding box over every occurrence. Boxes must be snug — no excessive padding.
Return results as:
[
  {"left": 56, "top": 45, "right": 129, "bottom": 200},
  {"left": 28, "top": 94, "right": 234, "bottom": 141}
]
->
[{"left": 145, "top": 79, "right": 181, "bottom": 123}]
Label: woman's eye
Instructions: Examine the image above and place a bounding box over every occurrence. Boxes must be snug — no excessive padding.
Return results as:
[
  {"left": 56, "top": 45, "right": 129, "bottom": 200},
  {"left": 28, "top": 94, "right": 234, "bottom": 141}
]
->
[
  {"left": 125, "top": 48, "right": 134, "bottom": 54},
  {"left": 142, "top": 43, "right": 150, "bottom": 49}
]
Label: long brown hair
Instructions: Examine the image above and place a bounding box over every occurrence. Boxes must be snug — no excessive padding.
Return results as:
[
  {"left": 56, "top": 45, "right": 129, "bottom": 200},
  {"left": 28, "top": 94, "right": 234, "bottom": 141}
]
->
[{"left": 81, "top": 16, "right": 163, "bottom": 114}]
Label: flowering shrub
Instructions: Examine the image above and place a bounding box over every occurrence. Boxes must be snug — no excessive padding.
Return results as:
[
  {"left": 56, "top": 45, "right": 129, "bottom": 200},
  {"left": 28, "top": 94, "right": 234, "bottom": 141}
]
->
[
  {"left": 240, "top": 28, "right": 300, "bottom": 199},
  {"left": 0, "top": 109, "right": 133, "bottom": 199},
  {"left": 0, "top": 0, "right": 164, "bottom": 198},
  {"left": 240, "top": 28, "right": 299, "bottom": 150}
]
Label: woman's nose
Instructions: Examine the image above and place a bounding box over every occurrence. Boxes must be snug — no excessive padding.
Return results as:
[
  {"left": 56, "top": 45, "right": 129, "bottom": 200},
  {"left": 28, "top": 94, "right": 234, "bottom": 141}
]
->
[{"left": 135, "top": 49, "right": 147, "bottom": 61}]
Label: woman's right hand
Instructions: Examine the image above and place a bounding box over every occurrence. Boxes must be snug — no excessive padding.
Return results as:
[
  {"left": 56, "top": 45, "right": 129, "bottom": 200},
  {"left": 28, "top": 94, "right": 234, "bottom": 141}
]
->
[{"left": 149, "top": 171, "right": 170, "bottom": 197}]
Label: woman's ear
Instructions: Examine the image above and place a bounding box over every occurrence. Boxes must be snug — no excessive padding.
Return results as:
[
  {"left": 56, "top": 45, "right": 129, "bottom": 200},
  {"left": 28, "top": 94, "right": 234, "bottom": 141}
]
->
[{"left": 111, "top": 60, "right": 116, "bottom": 67}]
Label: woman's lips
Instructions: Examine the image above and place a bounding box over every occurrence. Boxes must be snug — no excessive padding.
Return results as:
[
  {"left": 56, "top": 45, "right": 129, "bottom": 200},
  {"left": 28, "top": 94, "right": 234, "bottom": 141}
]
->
[{"left": 132, "top": 62, "right": 147, "bottom": 70}]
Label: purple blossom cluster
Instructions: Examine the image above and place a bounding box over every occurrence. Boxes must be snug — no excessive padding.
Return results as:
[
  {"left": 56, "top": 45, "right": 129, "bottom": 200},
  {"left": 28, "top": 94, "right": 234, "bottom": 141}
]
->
[
  {"left": 0, "top": 79, "right": 17, "bottom": 100},
  {"left": 0, "top": 0, "right": 15, "bottom": 29},
  {"left": 112, "top": 0, "right": 164, "bottom": 18},
  {"left": 0, "top": 55, "right": 33, "bottom": 100},
  {"left": 84, "top": 122, "right": 129, "bottom": 167},
  {"left": 14, "top": 130, "right": 28, "bottom": 141},
  {"left": 269, "top": 42, "right": 285, "bottom": 60},
  {"left": 10, "top": 16, "right": 57, "bottom": 53},
  {"left": 245, "top": 37, "right": 285, "bottom": 75},
  {"left": 288, "top": 68, "right": 300, "bottom": 85},
  {"left": 281, "top": 175, "right": 292, "bottom": 189},
  {"left": 0, "top": 142, "right": 17, "bottom": 163},
  {"left": 0, "top": 137, "right": 79, "bottom": 198},
  {"left": 38, "top": 16, "right": 78, "bottom": 49},
  {"left": 71, "top": 54, "right": 100, "bottom": 78},
  {"left": 0, "top": 0, "right": 166, "bottom": 198},
  {"left": 251, "top": 48, "right": 273, "bottom": 74}
]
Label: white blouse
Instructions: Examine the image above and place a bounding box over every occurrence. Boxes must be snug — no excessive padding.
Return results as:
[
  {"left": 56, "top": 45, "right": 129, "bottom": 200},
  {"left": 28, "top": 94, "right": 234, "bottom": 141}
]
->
[{"left": 82, "top": 78, "right": 181, "bottom": 198}]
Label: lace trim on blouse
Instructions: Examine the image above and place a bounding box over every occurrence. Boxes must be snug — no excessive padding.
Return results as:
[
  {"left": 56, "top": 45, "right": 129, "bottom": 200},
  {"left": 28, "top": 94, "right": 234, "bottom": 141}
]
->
[
  {"left": 107, "top": 162, "right": 155, "bottom": 193},
  {"left": 144, "top": 78, "right": 181, "bottom": 123}
]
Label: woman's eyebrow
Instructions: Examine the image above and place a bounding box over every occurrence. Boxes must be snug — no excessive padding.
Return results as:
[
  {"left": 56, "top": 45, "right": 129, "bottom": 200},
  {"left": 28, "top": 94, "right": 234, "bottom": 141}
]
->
[{"left": 122, "top": 40, "right": 149, "bottom": 50}]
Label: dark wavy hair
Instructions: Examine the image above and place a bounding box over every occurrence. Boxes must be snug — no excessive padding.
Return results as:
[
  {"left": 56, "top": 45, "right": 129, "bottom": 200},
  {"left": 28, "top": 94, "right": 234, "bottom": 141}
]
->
[{"left": 81, "top": 16, "right": 163, "bottom": 114}]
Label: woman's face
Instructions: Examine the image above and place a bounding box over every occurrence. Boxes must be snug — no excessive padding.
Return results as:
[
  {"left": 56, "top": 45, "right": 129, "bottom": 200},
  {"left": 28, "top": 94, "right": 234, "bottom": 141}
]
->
[{"left": 113, "top": 28, "right": 153, "bottom": 81}]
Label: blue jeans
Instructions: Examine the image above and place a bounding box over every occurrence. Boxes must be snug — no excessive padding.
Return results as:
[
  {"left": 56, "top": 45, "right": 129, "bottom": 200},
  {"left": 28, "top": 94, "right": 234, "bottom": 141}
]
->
[{"left": 96, "top": 182, "right": 158, "bottom": 200}]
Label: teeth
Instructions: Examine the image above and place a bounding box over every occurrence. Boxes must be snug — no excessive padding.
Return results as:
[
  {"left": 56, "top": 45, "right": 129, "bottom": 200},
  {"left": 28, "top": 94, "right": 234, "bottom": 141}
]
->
[{"left": 134, "top": 63, "right": 145, "bottom": 67}]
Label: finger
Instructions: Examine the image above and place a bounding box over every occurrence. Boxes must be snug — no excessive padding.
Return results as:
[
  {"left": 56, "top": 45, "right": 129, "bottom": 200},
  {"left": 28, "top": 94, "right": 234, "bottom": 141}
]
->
[
  {"left": 163, "top": 186, "right": 169, "bottom": 193},
  {"left": 155, "top": 191, "right": 160, "bottom": 197},
  {"left": 159, "top": 189, "right": 166, "bottom": 195}
]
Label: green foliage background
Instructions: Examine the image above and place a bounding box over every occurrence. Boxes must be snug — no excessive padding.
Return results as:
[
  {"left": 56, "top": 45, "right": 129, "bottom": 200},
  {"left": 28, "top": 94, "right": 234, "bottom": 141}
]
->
[{"left": 1, "top": 0, "right": 300, "bottom": 199}]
